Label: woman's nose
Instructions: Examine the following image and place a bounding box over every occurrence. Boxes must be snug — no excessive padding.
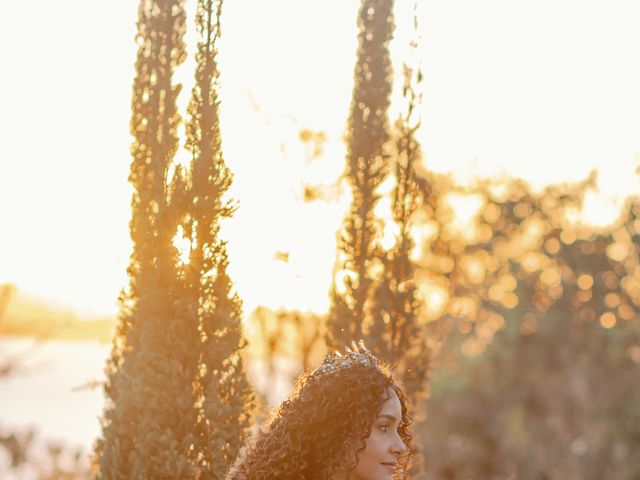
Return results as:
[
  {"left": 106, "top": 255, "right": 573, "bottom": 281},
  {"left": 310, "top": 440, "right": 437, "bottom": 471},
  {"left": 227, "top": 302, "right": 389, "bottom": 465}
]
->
[{"left": 391, "top": 433, "right": 408, "bottom": 455}]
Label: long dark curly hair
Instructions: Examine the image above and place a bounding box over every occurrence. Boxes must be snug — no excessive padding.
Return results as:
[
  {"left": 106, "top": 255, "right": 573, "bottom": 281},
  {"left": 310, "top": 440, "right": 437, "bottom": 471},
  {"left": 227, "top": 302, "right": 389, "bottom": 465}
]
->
[{"left": 226, "top": 346, "right": 414, "bottom": 480}]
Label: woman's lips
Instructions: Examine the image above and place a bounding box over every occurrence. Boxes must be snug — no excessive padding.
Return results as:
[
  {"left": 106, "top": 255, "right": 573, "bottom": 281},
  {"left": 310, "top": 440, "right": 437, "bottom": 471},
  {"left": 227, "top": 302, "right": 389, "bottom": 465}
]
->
[{"left": 381, "top": 462, "right": 396, "bottom": 470}]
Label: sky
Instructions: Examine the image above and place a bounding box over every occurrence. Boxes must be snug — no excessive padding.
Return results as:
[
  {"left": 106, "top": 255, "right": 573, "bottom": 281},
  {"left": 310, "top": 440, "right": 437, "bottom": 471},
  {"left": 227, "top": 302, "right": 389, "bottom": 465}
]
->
[{"left": 2, "top": 0, "right": 640, "bottom": 319}]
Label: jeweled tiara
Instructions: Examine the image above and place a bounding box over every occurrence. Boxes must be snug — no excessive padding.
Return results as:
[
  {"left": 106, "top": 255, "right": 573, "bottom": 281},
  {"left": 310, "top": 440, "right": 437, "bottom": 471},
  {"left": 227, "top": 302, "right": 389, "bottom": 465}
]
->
[{"left": 312, "top": 339, "right": 379, "bottom": 379}]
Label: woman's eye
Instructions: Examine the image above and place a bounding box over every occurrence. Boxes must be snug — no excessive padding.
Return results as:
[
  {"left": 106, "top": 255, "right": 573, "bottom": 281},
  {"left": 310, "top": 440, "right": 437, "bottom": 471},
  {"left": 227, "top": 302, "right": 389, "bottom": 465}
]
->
[{"left": 379, "top": 425, "right": 390, "bottom": 432}]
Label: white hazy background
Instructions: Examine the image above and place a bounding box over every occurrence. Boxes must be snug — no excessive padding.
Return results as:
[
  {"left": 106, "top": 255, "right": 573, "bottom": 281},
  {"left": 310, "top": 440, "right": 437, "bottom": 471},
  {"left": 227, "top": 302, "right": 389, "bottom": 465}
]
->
[{"left": 2, "top": 0, "right": 640, "bottom": 318}]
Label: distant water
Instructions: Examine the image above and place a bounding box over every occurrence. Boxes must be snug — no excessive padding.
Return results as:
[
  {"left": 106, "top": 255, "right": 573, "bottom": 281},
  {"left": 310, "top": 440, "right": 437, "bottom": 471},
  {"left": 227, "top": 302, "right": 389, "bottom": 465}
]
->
[
  {"left": 0, "top": 337, "right": 110, "bottom": 450},
  {"left": 0, "top": 337, "right": 298, "bottom": 454}
]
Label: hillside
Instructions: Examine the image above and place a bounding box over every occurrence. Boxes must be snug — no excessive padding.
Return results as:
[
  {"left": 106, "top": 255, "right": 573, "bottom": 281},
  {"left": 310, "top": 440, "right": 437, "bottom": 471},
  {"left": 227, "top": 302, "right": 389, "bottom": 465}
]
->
[{"left": 0, "top": 284, "right": 115, "bottom": 344}]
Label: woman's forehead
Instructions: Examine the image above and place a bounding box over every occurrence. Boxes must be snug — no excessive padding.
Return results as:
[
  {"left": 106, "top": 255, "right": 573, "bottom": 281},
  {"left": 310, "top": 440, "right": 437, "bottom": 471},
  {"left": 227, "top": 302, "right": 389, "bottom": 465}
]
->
[{"left": 378, "top": 388, "right": 402, "bottom": 417}]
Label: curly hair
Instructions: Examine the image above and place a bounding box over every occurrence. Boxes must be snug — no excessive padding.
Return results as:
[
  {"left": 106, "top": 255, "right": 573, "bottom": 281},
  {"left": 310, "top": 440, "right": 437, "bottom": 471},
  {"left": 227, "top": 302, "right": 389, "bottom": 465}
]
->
[{"left": 226, "top": 351, "right": 414, "bottom": 480}]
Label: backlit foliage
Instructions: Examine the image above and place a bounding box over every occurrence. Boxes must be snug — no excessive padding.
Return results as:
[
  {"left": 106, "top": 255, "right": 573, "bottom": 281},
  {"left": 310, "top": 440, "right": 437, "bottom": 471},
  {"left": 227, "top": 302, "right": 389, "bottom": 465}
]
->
[
  {"left": 96, "top": 1, "right": 196, "bottom": 478},
  {"left": 182, "top": 0, "right": 253, "bottom": 479},
  {"left": 250, "top": 306, "right": 326, "bottom": 386},
  {"left": 368, "top": 24, "right": 430, "bottom": 405},
  {"left": 415, "top": 174, "right": 597, "bottom": 361},
  {"left": 414, "top": 176, "right": 640, "bottom": 479},
  {"left": 96, "top": 1, "right": 252, "bottom": 478},
  {"left": 326, "top": 0, "right": 395, "bottom": 347},
  {"left": 182, "top": 1, "right": 254, "bottom": 476}
]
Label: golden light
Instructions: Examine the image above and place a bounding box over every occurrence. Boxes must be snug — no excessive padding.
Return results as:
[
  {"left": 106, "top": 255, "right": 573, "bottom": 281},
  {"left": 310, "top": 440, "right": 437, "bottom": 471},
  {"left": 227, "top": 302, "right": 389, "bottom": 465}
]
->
[
  {"left": 488, "top": 284, "right": 504, "bottom": 303},
  {"left": 560, "top": 228, "right": 577, "bottom": 245},
  {"left": 521, "top": 215, "right": 545, "bottom": 249},
  {"left": 477, "top": 223, "right": 493, "bottom": 243},
  {"left": 502, "top": 292, "right": 519, "bottom": 309},
  {"left": 540, "top": 267, "right": 561, "bottom": 288},
  {"left": 409, "top": 223, "right": 437, "bottom": 261},
  {"left": 544, "top": 237, "right": 561, "bottom": 255},
  {"left": 374, "top": 177, "right": 397, "bottom": 252},
  {"left": 621, "top": 275, "right": 640, "bottom": 300},
  {"left": 579, "top": 190, "right": 627, "bottom": 228},
  {"left": 617, "top": 304, "right": 635, "bottom": 321},
  {"left": 443, "top": 193, "right": 484, "bottom": 241},
  {"left": 2, "top": 0, "right": 640, "bottom": 324},
  {"left": 173, "top": 225, "right": 192, "bottom": 265},
  {"left": 604, "top": 293, "right": 620, "bottom": 309},
  {"left": 521, "top": 252, "right": 545, "bottom": 273},
  {"left": 606, "top": 242, "right": 630, "bottom": 262},
  {"left": 460, "top": 255, "right": 485, "bottom": 284},
  {"left": 513, "top": 202, "right": 532, "bottom": 219},
  {"left": 600, "top": 312, "right": 616, "bottom": 329},
  {"left": 417, "top": 281, "right": 448, "bottom": 318},
  {"left": 577, "top": 274, "right": 594, "bottom": 290},
  {"left": 498, "top": 274, "right": 517, "bottom": 291},
  {"left": 482, "top": 202, "right": 501, "bottom": 224},
  {"left": 494, "top": 234, "right": 515, "bottom": 258},
  {"left": 381, "top": 218, "right": 400, "bottom": 251},
  {"left": 4, "top": 2, "right": 640, "bottom": 470},
  {"left": 448, "top": 296, "right": 478, "bottom": 319}
]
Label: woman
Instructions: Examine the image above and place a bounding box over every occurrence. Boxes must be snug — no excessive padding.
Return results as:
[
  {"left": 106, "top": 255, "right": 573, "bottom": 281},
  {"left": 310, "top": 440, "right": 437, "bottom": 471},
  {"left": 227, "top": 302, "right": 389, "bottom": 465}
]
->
[{"left": 226, "top": 340, "right": 414, "bottom": 480}]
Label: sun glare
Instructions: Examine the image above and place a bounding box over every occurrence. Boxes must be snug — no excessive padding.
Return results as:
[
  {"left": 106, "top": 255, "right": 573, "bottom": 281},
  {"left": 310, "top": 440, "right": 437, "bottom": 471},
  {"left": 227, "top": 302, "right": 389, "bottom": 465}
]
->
[
  {"left": 173, "top": 226, "right": 192, "bottom": 265},
  {"left": 417, "top": 281, "right": 448, "bottom": 319},
  {"left": 3, "top": 0, "right": 640, "bottom": 322},
  {"left": 444, "top": 193, "right": 484, "bottom": 240}
]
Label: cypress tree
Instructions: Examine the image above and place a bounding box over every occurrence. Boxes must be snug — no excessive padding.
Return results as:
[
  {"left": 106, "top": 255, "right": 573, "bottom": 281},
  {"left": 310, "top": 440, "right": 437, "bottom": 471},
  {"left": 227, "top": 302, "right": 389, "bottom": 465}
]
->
[
  {"left": 326, "top": 0, "right": 395, "bottom": 349},
  {"left": 183, "top": 1, "right": 254, "bottom": 477},
  {"left": 95, "top": 1, "right": 200, "bottom": 478},
  {"left": 369, "top": 58, "right": 430, "bottom": 401}
]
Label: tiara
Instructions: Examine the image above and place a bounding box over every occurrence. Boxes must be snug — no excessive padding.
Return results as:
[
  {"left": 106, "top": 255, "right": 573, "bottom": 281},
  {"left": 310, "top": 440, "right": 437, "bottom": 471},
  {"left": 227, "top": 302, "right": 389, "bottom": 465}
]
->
[{"left": 311, "top": 340, "right": 379, "bottom": 379}]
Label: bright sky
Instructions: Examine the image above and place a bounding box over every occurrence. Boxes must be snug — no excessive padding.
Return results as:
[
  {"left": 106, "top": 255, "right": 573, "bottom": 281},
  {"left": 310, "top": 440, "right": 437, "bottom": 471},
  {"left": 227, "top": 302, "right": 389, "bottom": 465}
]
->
[{"left": 2, "top": 0, "right": 640, "bottom": 318}]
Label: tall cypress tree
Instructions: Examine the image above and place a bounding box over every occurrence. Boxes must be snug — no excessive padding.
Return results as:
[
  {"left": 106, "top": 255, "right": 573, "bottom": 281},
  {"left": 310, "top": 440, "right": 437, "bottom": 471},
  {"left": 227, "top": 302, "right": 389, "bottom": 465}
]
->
[
  {"left": 326, "top": 0, "right": 395, "bottom": 349},
  {"left": 183, "top": 1, "right": 254, "bottom": 478},
  {"left": 368, "top": 8, "right": 430, "bottom": 403},
  {"left": 95, "top": 1, "right": 200, "bottom": 478}
]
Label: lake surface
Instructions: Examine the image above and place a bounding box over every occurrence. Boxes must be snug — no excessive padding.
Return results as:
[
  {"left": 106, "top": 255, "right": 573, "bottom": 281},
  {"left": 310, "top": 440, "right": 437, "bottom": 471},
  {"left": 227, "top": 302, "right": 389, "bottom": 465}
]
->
[
  {"left": 0, "top": 338, "right": 110, "bottom": 450},
  {"left": 0, "top": 337, "right": 297, "bottom": 454}
]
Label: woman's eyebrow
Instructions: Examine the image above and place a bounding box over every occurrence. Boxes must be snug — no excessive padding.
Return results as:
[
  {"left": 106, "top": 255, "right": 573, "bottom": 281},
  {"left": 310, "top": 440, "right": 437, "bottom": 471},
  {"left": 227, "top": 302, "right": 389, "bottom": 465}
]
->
[{"left": 377, "top": 414, "right": 396, "bottom": 422}]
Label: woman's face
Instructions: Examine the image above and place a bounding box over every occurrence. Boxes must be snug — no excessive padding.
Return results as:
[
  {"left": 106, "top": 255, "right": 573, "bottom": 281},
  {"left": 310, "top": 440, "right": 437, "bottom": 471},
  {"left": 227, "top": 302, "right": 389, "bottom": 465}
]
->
[{"left": 349, "top": 387, "right": 407, "bottom": 480}]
